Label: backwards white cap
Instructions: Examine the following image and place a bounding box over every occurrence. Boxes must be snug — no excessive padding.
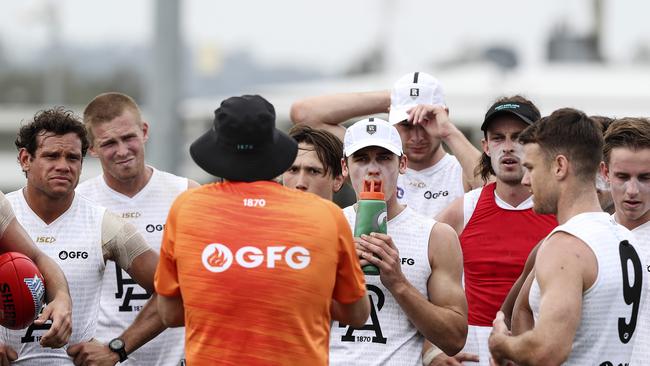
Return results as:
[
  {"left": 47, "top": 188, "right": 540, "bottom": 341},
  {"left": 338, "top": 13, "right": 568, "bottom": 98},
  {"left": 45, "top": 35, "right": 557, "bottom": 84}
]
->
[{"left": 388, "top": 71, "right": 445, "bottom": 125}]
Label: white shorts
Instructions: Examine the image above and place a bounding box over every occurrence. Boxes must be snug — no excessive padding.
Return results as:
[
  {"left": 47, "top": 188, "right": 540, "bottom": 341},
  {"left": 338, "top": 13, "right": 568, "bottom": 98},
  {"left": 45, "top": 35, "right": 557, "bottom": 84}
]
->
[{"left": 459, "top": 325, "right": 492, "bottom": 365}]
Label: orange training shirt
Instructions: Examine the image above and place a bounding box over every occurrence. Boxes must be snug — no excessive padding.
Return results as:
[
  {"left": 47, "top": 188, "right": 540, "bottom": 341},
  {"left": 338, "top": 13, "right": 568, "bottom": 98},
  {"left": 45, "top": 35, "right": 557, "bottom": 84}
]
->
[{"left": 155, "top": 181, "right": 366, "bottom": 365}]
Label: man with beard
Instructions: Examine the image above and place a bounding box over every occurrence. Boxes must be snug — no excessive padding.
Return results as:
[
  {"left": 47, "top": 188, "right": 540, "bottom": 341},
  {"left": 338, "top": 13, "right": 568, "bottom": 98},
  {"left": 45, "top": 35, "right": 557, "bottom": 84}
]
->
[
  {"left": 2, "top": 107, "right": 161, "bottom": 365},
  {"left": 498, "top": 115, "right": 616, "bottom": 336},
  {"left": 510, "top": 117, "right": 650, "bottom": 361},
  {"left": 430, "top": 96, "right": 557, "bottom": 366},
  {"left": 489, "top": 109, "right": 641, "bottom": 365}
]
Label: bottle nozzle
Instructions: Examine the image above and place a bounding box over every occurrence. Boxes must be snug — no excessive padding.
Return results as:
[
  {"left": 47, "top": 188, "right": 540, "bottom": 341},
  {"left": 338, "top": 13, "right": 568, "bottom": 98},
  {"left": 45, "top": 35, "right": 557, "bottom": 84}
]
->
[{"left": 360, "top": 179, "right": 384, "bottom": 200}]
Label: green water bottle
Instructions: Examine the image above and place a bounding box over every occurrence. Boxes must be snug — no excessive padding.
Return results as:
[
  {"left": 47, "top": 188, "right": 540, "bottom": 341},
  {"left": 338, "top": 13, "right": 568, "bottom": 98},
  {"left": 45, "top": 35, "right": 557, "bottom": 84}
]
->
[{"left": 354, "top": 180, "right": 387, "bottom": 275}]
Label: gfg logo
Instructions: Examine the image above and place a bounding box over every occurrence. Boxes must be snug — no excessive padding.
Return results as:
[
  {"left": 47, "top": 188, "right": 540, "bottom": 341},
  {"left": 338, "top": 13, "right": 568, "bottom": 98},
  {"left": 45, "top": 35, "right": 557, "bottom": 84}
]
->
[
  {"left": 201, "top": 243, "right": 311, "bottom": 273},
  {"left": 145, "top": 224, "right": 164, "bottom": 233},
  {"left": 58, "top": 251, "right": 89, "bottom": 260}
]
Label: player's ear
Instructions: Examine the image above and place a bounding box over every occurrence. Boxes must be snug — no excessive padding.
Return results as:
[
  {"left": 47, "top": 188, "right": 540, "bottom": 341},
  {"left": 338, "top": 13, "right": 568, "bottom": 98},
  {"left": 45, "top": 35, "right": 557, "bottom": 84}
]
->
[
  {"left": 398, "top": 154, "right": 408, "bottom": 174},
  {"left": 18, "top": 148, "right": 32, "bottom": 173},
  {"left": 141, "top": 121, "right": 149, "bottom": 143},
  {"left": 332, "top": 174, "right": 345, "bottom": 193},
  {"left": 341, "top": 158, "right": 349, "bottom": 179},
  {"left": 88, "top": 142, "right": 99, "bottom": 157},
  {"left": 599, "top": 161, "right": 610, "bottom": 183},
  {"left": 554, "top": 154, "right": 569, "bottom": 180},
  {"left": 481, "top": 138, "right": 490, "bottom": 156}
]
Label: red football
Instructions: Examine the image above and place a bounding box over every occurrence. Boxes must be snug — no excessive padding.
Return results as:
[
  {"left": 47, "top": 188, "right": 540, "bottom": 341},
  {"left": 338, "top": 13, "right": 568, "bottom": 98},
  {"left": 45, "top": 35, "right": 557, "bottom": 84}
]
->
[{"left": 0, "top": 252, "right": 45, "bottom": 330}]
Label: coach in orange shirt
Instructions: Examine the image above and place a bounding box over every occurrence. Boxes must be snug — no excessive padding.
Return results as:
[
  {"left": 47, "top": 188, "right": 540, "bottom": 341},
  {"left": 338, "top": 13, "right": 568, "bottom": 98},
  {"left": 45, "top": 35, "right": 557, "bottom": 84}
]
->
[{"left": 154, "top": 95, "right": 370, "bottom": 366}]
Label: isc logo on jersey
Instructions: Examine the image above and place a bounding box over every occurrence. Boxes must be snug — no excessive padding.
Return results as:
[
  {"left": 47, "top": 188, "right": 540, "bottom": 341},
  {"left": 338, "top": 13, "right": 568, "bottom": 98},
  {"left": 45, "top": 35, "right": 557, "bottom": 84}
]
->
[{"left": 201, "top": 243, "right": 311, "bottom": 273}]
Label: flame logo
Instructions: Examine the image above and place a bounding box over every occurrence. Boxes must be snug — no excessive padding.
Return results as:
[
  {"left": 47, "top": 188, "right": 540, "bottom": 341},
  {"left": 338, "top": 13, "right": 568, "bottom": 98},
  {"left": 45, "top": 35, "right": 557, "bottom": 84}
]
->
[
  {"left": 201, "top": 244, "right": 233, "bottom": 273},
  {"left": 208, "top": 247, "right": 227, "bottom": 267}
]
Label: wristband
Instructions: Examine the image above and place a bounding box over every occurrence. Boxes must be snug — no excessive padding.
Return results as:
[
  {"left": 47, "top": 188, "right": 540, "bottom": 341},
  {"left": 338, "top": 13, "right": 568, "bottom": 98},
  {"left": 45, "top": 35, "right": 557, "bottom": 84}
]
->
[{"left": 422, "top": 344, "right": 444, "bottom": 365}]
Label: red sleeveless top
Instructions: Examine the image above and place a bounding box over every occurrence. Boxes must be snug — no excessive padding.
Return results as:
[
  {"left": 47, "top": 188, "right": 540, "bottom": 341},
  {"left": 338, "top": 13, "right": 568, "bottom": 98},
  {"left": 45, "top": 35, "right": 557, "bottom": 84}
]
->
[{"left": 459, "top": 182, "right": 557, "bottom": 326}]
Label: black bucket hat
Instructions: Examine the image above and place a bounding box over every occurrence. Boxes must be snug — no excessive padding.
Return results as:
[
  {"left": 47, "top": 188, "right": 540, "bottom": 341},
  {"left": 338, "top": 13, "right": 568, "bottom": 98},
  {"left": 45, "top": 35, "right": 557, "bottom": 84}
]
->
[
  {"left": 189, "top": 95, "right": 298, "bottom": 182},
  {"left": 481, "top": 101, "right": 541, "bottom": 131}
]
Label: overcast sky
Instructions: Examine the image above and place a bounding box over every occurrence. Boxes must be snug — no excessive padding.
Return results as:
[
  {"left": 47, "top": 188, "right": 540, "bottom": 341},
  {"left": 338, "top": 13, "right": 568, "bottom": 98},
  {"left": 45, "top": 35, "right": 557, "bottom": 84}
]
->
[{"left": 1, "top": 0, "right": 649, "bottom": 73}]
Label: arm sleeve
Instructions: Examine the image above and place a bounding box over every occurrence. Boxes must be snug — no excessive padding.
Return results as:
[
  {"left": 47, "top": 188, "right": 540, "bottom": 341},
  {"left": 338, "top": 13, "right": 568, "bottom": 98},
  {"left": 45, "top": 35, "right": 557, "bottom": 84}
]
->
[
  {"left": 101, "top": 211, "right": 151, "bottom": 270},
  {"left": 0, "top": 192, "right": 15, "bottom": 239},
  {"left": 154, "top": 193, "right": 183, "bottom": 297},
  {"left": 330, "top": 203, "right": 367, "bottom": 304}
]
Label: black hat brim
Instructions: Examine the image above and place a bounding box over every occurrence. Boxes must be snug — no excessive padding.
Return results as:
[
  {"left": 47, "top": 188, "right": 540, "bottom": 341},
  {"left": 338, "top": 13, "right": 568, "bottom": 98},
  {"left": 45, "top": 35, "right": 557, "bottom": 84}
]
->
[
  {"left": 190, "top": 128, "right": 298, "bottom": 182},
  {"left": 480, "top": 110, "right": 536, "bottom": 131}
]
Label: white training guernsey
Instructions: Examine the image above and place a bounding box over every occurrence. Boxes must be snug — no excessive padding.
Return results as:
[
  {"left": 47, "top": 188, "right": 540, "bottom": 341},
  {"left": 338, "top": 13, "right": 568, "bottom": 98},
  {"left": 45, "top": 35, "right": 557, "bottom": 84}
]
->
[
  {"left": 330, "top": 206, "right": 433, "bottom": 366},
  {"left": 76, "top": 167, "right": 187, "bottom": 366},
  {"left": 628, "top": 220, "right": 650, "bottom": 365},
  {"left": 461, "top": 186, "right": 533, "bottom": 227},
  {"left": 529, "top": 212, "right": 641, "bottom": 366},
  {"left": 396, "top": 153, "right": 464, "bottom": 218},
  {"left": 2, "top": 190, "right": 106, "bottom": 365}
]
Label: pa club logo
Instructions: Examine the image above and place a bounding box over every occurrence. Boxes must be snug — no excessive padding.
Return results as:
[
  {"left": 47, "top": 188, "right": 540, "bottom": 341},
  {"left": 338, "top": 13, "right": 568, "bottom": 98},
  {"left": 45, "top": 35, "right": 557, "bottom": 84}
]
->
[
  {"left": 366, "top": 124, "right": 377, "bottom": 135},
  {"left": 202, "top": 244, "right": 233, "bottom": 273}
]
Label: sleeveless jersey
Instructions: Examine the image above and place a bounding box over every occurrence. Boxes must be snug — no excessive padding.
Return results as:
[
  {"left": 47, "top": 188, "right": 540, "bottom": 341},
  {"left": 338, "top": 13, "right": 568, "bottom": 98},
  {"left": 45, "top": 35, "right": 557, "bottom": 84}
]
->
[
  {"left": 396, "top": 153, "right": 464, "bottom": 218},
  {"left": 76, "top": 167, "right": 187, "bottom": 365},
  {"left": 2, "top": 190, "right": 105, "bottom": 365},
  {"left": 460, "top": 182, "right": 556, "bottom": 326},
  {"left": 529, "top": 212, "right": 641, "bottom": 365},
  {"left": 330, "top": 206, "right": 433, "bottom": 366},
  {"left": 629, "top": 220, "right": 650, "bottom": 365}
]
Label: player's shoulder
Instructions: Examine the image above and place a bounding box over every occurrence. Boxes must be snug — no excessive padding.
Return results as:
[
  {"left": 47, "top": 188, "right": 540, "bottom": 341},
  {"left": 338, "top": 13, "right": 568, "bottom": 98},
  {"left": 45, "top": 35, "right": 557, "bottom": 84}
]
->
[
  {"left": 279, "top": 184, "right": 341, "bottom": 210},
  {"left": 430, "top": 219, "right": 458, "bottom": 245},
  {"left": 168, "top": 181, "right": 249, "bottom": 212},
  {"left": 460, "top": 185, "right": 482, "bottom": 212},
  {"left": 445, "top": 152, "right": 462, "bottom": 166},
  {"left": 537, "top": 231, "right": 594, "bottom": 266},
  {"left": 3, "top": 189, "right": 21, "bottom": 201},
  {"left": 75, "top": 176, "right": 104, "bottom": 201},
  {"left": 275, "top": 187, "right": 348, "bottom": 226},
  {"left": 427, "top": 215, "right": 462, "bottom": 265},
  {"left": 74, "top": 193, "right": 109, "bottom": 217},
  {"left": 76, "top": 174, "right": 102, "bottom": 190},
  {"left": 170, "top": 184, "right": 206, "bottom": 206},
  {"left": 148, "top": 166, "right": 193, "bottom": 191},
  {"left": 435, "top": 153, "right": 462, "bottom": 176},
  {"left": 464, "top": 185, "right": 483, "bottom": 200},
  {"left": 151, "top": 166, "right": 188, "bottom": 183}
]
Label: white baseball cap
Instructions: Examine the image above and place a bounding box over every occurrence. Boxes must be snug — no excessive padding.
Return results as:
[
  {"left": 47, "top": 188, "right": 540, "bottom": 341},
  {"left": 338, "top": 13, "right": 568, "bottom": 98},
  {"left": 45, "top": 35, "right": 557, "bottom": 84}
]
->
[
  {"left": 344, "top": 117, "right": 403, "bottom": 157},
  {"left": 388, "top": 72, "right": 445, "bottom": 125}
]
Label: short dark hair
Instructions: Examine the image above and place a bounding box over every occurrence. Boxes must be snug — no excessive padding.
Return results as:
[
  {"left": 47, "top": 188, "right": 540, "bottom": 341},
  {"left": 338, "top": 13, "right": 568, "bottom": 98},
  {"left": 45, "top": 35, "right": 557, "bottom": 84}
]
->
[
  {"left": 475, "top": 95, "right": 540, "bottom": 182},
  {"left": 83, "top": 92, "right": 143, "bottom": 144},
  {"left": 288, "top": 125, "right": 343, "bottom": 178},
  {"left": 591, "top": 115, "right": 615, "bottom": 135},
  {"left": 603, "top": 117, "right": 650, "bottom": 164},
  {"left": 519, "top": 108, "right": 602, "bottom": 181},
  {"left": 15, "top": 107, "right": 89, "bottom": 157}
]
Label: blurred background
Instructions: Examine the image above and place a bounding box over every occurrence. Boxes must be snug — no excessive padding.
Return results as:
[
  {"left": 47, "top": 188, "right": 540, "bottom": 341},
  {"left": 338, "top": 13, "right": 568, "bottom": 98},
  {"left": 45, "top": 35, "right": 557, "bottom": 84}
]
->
[{"left": 1, "top": 0, "right": 649, "bottom": 191}]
